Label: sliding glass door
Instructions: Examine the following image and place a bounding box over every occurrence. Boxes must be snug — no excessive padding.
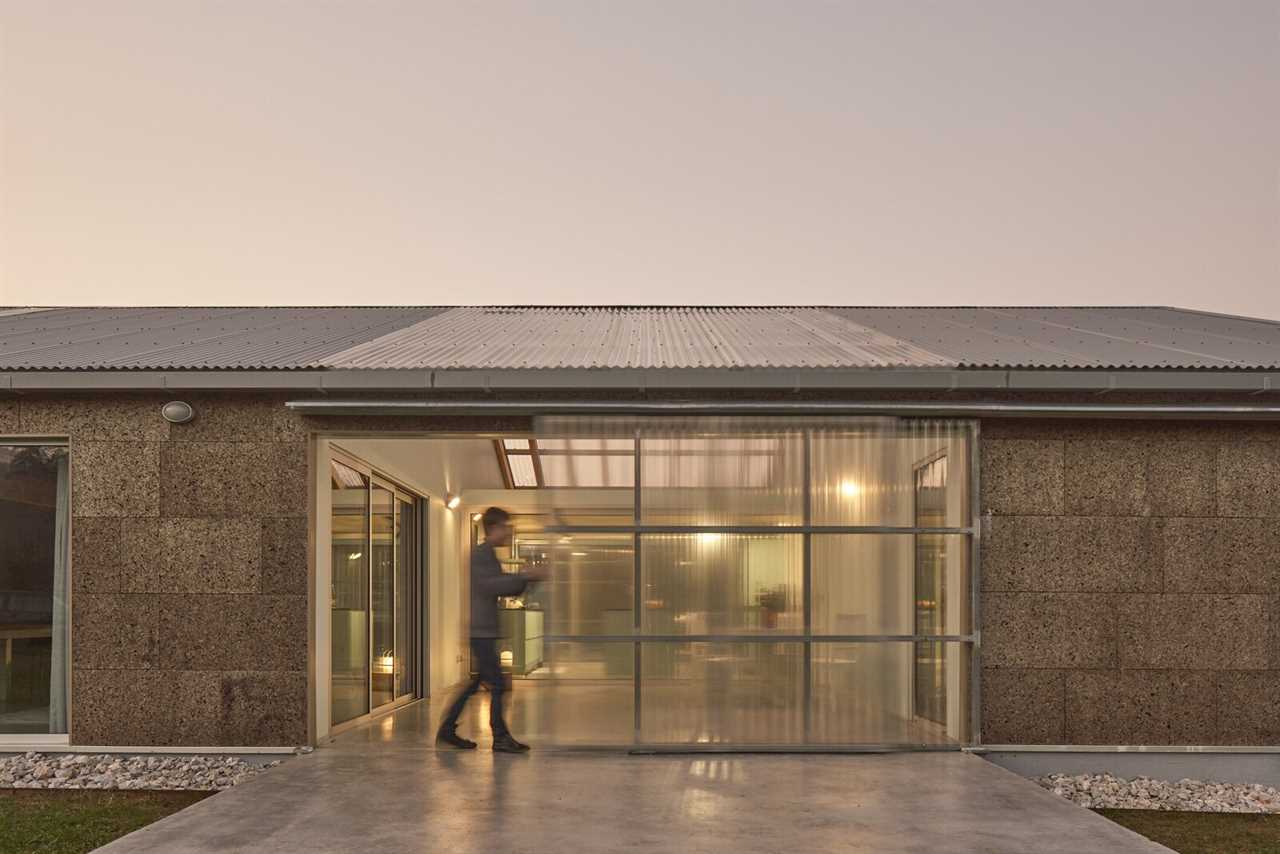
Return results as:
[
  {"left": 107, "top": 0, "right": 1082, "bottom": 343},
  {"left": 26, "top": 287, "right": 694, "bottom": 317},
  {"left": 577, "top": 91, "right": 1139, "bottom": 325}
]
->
[{"left": 330, "top": 455, "right": 424, "bottom": 728}]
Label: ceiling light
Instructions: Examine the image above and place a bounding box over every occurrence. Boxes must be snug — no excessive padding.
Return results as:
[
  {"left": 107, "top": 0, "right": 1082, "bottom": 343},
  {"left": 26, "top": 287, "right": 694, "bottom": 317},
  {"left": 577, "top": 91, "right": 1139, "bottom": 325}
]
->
[
  {"left": 472, "top": 513, "right": 482, "bottom": 522},
  {"left": 445, "top": 494, "right": 461, "bottom": 510}
]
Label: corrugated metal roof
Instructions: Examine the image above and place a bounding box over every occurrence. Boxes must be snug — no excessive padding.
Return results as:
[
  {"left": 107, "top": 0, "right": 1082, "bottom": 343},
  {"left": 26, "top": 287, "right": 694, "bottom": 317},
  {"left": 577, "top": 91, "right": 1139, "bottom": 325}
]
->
[
  {"left": 328, "top": 307, "right": 951, "bottom": 369},
  {"left": 0, "top": 305, "right": 1278, "bottom": 371},
  {"left": 0, "top": 307, "right": 445, "bottom": 369}
]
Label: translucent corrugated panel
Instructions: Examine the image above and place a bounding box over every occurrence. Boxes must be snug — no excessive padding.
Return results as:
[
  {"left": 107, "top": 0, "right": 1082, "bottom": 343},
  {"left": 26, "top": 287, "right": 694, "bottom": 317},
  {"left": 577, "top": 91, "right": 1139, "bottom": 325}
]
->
[
  {"left": 520, "top": 534, "right": 634, "bottom": 636},
  {"left": 640, "top": 643, "right": 804, "bottom": 744},
  {"left": 809, "top": 642, "right": 969, "bottom": 745},
  {"left": 811, "top": 534, "right": 970, "bottom": 636},
  {"left": 809, "top": 420, "right": 972, "bottom": 527},
  {"left": 640, "top": 534, "right": 803, "bottom": 634},
  {"left": 640, "top": 434, "right": 804, "bottom": 526},
  {"left": 520, "top": 641, "right": 635, "bottom": 745}
]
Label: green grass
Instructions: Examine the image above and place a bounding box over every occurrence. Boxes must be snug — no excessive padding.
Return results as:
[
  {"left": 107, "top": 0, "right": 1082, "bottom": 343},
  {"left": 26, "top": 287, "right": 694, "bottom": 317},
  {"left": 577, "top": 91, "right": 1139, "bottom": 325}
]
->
[
  {"left": 1097, "top": 809, "right": 1280, "bottom": 854},
  {"left": 0, "top": 789, "right": 210, "bottom": 854}
]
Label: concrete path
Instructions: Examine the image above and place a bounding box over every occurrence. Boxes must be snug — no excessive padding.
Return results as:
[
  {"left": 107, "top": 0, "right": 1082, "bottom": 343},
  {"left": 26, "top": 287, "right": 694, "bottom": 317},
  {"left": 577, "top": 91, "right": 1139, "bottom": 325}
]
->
[{"left": 100, "top": 703, "right": 1168, "bottom": 853}]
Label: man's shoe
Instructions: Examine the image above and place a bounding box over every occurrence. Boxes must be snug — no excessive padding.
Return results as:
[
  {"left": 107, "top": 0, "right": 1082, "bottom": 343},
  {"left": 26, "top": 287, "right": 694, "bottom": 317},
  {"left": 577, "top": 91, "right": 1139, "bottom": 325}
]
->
[
  {"left": 435, "top": 729, "right": 477, "bottom": 749},
  {"left": 492, "top": 734, "right": 531, "bottom": 753}
]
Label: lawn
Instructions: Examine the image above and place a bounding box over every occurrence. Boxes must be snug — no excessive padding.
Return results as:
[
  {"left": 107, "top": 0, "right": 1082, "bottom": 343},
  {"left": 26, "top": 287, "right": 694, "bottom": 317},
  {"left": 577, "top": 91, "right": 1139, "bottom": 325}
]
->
[
  {"left": 0, "top": 789, "right": 210, "bottom": 854},
  {"left": 1098, "top": 809, "right": 1280, "bottom": 854}
]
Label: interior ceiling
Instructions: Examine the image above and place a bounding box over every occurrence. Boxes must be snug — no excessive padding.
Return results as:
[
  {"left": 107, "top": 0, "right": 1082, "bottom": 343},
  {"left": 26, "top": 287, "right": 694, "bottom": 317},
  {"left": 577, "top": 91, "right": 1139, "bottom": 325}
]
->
[{"left": 334, "top": 436, "right": 505, "bottom": 498}]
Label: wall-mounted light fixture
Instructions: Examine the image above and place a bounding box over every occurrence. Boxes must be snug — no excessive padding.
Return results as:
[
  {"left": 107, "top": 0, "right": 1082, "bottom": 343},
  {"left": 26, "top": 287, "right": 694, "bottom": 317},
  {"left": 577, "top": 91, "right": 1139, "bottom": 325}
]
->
[
  {"left": 445, "top": 494, "right": 461, "bottom": 510},
  {"left": 160, "top": 401, "right": 196, "bottom": 424},
  {"left": 471, "top": 513, "right": 482, "bottom": 522}
]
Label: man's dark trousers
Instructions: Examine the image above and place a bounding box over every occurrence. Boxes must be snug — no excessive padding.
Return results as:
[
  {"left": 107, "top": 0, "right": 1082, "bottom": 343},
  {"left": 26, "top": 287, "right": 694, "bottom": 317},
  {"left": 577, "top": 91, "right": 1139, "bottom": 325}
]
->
[{"left": 441, "top": 639, "right": 509, "bottom": 737}]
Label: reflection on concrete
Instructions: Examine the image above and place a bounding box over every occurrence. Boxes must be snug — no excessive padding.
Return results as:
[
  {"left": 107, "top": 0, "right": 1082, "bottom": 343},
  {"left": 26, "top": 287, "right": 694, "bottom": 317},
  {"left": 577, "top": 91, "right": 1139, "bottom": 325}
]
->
[{"left": 101, "top": 700, "right": 1167, "bottom": 853}]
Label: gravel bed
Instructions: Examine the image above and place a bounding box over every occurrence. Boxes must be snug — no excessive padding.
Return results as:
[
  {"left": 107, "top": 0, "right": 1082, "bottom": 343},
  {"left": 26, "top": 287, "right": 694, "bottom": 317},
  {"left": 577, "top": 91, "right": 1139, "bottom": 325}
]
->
[
  {"left": 1037, "top": 773, "right": 1280, "bottom": 813},
  {"left": 0, "top": 752, "right": 281, "bottom": 791}
]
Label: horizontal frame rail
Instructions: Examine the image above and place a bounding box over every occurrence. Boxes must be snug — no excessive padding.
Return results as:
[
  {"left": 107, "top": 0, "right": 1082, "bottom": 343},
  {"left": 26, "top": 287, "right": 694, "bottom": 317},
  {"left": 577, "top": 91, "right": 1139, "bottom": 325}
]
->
[
  {"left": 541, "top": 634, "right": 976, "bottom": 643},
  {"left": 541, "top": 525, "right": 975, "bottom": 535}
]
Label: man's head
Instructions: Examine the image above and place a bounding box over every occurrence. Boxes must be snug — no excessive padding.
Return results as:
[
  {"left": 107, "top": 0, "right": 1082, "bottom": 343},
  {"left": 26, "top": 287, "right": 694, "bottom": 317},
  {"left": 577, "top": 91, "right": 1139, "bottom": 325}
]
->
[{"left": 481, "top": 506, "right": 513, "bottom": 547}]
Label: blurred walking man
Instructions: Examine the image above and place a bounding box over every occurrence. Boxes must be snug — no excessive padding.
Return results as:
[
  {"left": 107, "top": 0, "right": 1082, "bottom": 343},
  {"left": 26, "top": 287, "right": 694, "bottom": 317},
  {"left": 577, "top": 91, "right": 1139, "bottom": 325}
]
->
[{"left": 436, "top": 506, "right": 545, "bottom": 753}]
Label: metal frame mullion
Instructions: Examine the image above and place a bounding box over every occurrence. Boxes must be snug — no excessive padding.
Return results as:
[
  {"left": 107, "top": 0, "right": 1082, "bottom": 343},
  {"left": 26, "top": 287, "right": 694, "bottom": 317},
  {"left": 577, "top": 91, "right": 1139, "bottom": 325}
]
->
[
  {"left": 543, "top": 634, "right": 974, "bottom": 643},
  {"left": 801, "top": 429, "right": 812, "bottom": 743},
  {"left": 632, "top": 430, "right": 642, "bottom": 745},
  {"left": 969, "top": 420, "right": 982, "bottom": 747}
]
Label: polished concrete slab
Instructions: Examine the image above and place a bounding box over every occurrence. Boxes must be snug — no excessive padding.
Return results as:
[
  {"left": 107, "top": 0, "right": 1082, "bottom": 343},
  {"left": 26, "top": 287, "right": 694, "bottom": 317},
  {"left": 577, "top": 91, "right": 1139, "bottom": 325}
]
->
[{"left": 100, "top": 701, "right": 1169, "bottom": 853}]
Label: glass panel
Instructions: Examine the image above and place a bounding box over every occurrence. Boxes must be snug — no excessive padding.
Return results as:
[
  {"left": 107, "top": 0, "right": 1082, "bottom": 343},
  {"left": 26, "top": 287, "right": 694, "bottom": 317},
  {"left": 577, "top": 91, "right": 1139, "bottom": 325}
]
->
[
  {"left": 0, "top": 445, "right": 68, "bottom": 734},
  {"left": 507, "top": 453, "right": 537, "bottom": 487},
  {"left": 503, "top": 439, "right": 531, "bottom": 450},
  {"left": 518, "top": 533, "right": 633, "bottom": 636},
  {"left": 640, "top": 642, "right": 803, "bottom": 744},
  {"left": 810, "top": 642, "right": 969, "bottom": 745},
  {"left": 640, "top": 434, "right": 803, "bottom": 526},
  {"left": 810, "top": 423, "right": 971, "bottom": 527},
  {"left": 640, "top": 534, "right": 802, "bottom": 634},
  {"left": 394, "top": 498, "right": 416, "bottom": 699},
  {"left": 330, "top": 460, "right": 369, "bottom": 725},
  {"left": 370, "top": 485, "right": 396, "bottom": 709},
  {"left": 519, "top": 642, "right": 634, "bottom": 745},
  {"left": 811, "top": 534, "right": 970, "bottom": 636}
]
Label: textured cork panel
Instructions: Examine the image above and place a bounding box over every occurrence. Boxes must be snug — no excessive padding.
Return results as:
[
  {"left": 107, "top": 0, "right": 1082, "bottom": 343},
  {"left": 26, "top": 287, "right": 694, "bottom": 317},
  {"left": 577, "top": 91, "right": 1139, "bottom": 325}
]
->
[
  {"left": 156, "top": 594, "right": 307, "bottom": 671},
  {"left": 71, "top": 669, "right": 221, "bottom": 746},
  {"left": 71, "top": 517, "right": 123, "bottom": 593},
  {"left": 20, "top": 396, "right": 170, "bottom": 442},
  {"left": 1215, "top": 672, "right": 1280, "bottom": 745},
  {"left": 167, "top": 395, "right": 307, "bottom": 443},
  {"left": 119, "top": 518, "right": 162, "bottom": 593},
  {"left": 982, "top": 516, "right": 1160, "bottom": 592},
  {"left": 159, "top": 518, "right": 261, "bottom": 593},
  {"left": 1158, "top": 518, "right": 1280, "bottom": 594},
  {"left": 1064, "top": 440, "right": 1148, "bottom": 516},
  {"left": 980, "top": 668, "right": 1065, "bottom": 744},
  {"left": 260, "top": 516, "right": 308, "bottom": 595},
  {"left": 980, "top": 439, "right": 1065, "bottom": 516},
  {"left": 1117, "top": 594, "right": 1269, "bottom": 670},
  {"left": 160, "top": 442, "right": 305, "bottom": 518},
  {"left": 71, "top": 594, "right": 158, "bottom": 670},
  {"left": 71, "top": 442, "right": 161, "bottom": 517},
  {"left": 1145, "top": 442, "right": 1219, "bottom": 517},
  {"left": 0, "top": 399, "right": 18, "bottom": 433},
  {"left": 1217, "top": 442, "right": 1280, "bottom": 517},
  {"left": 981, "top": 592, "right": 1117, "bottom": 669},
  {"left": 217, "top": 671, "right": 308, "bottom": 745},
  {"left": 1065, "top": 670, "right": 1217, "bottom": 745}
]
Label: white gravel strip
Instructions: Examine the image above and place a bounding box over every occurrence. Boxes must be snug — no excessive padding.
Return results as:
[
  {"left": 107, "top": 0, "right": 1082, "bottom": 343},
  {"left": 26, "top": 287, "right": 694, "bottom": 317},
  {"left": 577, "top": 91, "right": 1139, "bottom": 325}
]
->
[
  {"left": 0, "top": 752, "right": 281, "bottom": 791},
  {"left": 1037, "top": 773, "right": 1280, "bottom": 813}
]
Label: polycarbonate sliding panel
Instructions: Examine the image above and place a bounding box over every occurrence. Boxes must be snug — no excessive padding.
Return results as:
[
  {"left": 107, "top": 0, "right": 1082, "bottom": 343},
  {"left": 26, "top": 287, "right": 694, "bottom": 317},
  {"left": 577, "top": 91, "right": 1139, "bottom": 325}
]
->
[
  {"left": 524, "top": 642, "right": 634, "bottom": 745},
  {"left": 809, "top": 642, "right": 970, "bottom": 745},
  {"left": 639, "top": 434, "right": 804, "bottom": 526},
  {"left": 810, "top": 534, "right": 970, "bottom": 636},
  {"left": 523, "top": 533, "right": 634, "bottom": 636},
  {"left": 640, "top": 642, "right": 804, "bottom": 745},
  {"left": 809, "top": 420, "right": 971, "bottom": 527},
  {"left": 639, "top": 534, "right": 803, "bottom": 634}
]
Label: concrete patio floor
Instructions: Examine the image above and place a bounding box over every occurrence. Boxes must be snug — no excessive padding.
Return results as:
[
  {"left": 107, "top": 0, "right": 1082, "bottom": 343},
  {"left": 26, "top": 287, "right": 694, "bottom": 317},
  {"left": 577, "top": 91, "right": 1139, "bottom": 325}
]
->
[{"left": 100, "top": 701, "right": 1168, "bottom": 853}]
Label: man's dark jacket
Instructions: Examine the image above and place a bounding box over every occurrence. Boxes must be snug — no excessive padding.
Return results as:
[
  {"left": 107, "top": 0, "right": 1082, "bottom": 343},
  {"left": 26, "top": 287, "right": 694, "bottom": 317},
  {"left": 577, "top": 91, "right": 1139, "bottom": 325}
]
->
[{"left": 469, "top": 542, "right": 531, "bottom": 638}]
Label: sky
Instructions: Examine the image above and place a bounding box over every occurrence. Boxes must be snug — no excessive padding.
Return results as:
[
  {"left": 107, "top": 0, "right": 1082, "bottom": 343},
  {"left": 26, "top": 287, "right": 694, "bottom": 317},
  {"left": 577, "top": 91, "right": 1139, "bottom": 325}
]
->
[{"left": 1, "top": 1, "right": 1277, "bottom": 316}]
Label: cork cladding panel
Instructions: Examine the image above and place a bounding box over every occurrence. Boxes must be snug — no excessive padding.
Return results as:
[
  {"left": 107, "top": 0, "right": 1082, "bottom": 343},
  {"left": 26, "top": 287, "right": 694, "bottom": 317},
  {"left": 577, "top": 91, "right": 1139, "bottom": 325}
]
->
[{"left": 980, "top": 419, "right": 1280, "bottom": 746}]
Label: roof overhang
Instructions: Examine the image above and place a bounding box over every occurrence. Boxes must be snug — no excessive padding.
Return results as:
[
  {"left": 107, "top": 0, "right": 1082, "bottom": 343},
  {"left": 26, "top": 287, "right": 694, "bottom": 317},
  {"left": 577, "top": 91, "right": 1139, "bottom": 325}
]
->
[{"left": 1, "top": 367, "right": 1279, "bottom": 394}]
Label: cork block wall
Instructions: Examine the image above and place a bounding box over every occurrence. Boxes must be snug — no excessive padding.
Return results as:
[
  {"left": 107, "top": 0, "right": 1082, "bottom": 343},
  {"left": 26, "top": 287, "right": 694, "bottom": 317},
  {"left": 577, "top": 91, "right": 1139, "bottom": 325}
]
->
[
  {"left": 979, "top": 418, "right": 1280, "bottom": 746},
  {"left": 17, "top": 394, "right": 311, "bottom": 747}
]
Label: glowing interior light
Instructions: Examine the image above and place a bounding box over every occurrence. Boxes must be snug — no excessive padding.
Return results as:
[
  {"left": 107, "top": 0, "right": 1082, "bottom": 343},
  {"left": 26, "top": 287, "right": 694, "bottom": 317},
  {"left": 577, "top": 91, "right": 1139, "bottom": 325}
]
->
[
  {"left": 696, "top": 532, "right": 722, "bottom": 545},
  {"left": 348, "top": 552, "right": 362, "bottom": 560},
  {"left": 500, "top": 650, "right": 514, "bottom": 667},
  {"left": 471, "top": 513, "right": 482, "bottom": 522},
  {"left": 571, "top": 552, "right": 588, "bottom": 557},
  {"left": 445, "top": 494, "right": 461, "bottom": 510},
  {"left": 839, "top": 480, "right": 862, "bottom": 498}
]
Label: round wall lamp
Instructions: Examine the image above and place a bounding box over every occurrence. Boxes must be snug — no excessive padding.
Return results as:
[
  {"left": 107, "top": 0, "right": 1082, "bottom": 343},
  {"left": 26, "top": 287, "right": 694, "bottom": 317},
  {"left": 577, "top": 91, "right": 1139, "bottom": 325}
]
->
[
  {"left": 445, "top": 494, "right": 461, "bottom": 510},
  {"left": 160, "top": 401, "right": 196, "bottom": 424}
]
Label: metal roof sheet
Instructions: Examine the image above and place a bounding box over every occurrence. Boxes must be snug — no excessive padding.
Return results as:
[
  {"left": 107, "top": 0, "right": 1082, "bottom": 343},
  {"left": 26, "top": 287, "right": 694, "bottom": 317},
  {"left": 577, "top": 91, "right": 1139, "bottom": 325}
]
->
[
  {"left": 0, "top": 307, "right": 445, "bottom": 369},
  {"left": 0, "top": 305, "right": 1277, "bottom": 371}
]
